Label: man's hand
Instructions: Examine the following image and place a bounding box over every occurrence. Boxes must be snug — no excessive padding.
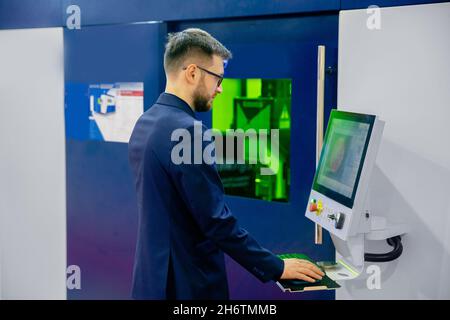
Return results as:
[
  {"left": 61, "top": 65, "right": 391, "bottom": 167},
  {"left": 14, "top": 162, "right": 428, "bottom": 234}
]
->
[{"left": 280, "top": 258, "right": 325, "bottom": 282}]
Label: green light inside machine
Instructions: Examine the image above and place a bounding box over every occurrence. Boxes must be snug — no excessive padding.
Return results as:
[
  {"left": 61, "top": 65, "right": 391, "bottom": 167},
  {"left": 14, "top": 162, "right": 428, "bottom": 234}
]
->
[{"left": 212, "top": 78, "right": 291, "bottom": 202}]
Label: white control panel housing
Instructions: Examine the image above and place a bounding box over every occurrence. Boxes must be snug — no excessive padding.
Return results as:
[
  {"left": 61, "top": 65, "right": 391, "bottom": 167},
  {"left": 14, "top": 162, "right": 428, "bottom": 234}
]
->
[{"left": 305, "top": 111, "right": 385, "bottom": 241}]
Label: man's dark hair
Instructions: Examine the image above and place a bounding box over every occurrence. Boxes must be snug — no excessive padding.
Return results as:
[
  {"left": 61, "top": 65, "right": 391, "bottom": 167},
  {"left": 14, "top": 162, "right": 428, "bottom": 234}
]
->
[{"left": 164, "top": 28, "right": 232, "bottom": 74}]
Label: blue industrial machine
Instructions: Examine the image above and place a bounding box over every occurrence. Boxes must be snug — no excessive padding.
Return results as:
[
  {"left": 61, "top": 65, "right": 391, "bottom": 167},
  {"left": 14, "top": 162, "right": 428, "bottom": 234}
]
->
[{"left": 2, "top": 0, "right": 430, "bottom": 300}]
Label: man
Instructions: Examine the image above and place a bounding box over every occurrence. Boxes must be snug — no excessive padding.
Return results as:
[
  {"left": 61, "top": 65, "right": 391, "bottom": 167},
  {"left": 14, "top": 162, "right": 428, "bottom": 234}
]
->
[{"left": 128, "top": 28, "right": 324, "bottom": 299}]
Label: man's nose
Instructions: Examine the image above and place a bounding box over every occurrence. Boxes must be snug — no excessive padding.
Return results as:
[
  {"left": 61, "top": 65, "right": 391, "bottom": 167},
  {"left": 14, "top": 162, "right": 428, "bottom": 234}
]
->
[{"left": 216, "top": 83, "right": 223, "bottom": 94}]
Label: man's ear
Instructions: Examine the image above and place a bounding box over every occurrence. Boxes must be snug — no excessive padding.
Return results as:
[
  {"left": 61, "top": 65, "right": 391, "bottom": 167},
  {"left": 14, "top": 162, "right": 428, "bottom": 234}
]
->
[{"left": 184, "top": 64, "right": 197, "bottom": 85}]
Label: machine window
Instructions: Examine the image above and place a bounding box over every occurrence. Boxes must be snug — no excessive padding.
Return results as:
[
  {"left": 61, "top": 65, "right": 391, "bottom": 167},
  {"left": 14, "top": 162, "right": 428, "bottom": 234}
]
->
[{"left": 212, "top": 79, "right": 291, "bottom": 202}]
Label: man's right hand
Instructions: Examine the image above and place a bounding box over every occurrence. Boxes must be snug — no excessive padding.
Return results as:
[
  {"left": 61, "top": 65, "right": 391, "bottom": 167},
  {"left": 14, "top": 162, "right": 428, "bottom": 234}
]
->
[{"left": 279, "top": 258, "right": 325, "bottom": 283}]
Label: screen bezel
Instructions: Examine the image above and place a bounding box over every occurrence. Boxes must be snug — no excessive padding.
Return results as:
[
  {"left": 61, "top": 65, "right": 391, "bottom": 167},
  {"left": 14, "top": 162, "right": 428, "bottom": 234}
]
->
[{"left": 312, "top": 110, "right": 376, "bottom": 208}]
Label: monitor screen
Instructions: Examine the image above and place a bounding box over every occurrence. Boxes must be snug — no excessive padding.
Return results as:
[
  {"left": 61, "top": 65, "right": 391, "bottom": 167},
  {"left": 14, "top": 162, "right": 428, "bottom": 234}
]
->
[{"left": 313, "top": 110, "right": 375, "bottom": 208}]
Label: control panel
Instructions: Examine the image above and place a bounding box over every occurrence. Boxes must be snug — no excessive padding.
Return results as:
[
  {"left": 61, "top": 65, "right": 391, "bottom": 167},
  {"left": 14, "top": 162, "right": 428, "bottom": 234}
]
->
[{"left": 305, "top": 189, "right": 354, "bottom": 241}]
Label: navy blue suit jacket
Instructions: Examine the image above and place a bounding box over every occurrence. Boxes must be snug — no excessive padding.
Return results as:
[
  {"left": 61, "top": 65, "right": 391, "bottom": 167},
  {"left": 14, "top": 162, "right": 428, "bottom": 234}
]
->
[{"left": 128, "top": 93, "right": 284, "bottom": 299}]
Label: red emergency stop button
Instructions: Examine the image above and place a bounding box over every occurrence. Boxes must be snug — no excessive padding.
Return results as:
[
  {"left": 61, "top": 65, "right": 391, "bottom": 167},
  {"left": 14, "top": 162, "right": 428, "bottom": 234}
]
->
[{"left": 309, "top": 203, "right": 318, "bottom": 212}]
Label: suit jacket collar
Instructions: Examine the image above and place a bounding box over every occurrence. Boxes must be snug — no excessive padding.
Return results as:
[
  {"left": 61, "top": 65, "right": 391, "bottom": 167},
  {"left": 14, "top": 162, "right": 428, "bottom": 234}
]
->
[{"left": 156, "top": 92, "right": 196, "bottom": 118}]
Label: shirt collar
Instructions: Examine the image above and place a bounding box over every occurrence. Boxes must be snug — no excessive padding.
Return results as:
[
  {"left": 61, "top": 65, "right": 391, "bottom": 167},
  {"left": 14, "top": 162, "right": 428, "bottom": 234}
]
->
[{"left": 156, "top": 92, "right": 196, "bottom": 118}]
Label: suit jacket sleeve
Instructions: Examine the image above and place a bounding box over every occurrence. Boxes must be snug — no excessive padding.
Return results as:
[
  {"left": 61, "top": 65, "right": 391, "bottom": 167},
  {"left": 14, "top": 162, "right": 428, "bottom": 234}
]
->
[{"left": 168, "top": 124, "right": 284, "bottom": 283}]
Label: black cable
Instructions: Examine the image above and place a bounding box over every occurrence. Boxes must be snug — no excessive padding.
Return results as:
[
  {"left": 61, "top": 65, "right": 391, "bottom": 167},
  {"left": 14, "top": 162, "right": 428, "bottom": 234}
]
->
[{"left": 364, "top": 235, "right": 403, "bottom": 262}]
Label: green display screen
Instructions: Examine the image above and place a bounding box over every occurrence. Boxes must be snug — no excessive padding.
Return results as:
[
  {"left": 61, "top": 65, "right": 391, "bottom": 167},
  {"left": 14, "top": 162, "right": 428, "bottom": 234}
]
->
[
  {"left": 313, "top": 110, "right": 375, "bottom": 208},
  {"left": 212, "top": 79, "right": 291, "bottom": 202},
  {"left": 316, "top": 118, "right": 370, "bottom": 198}
]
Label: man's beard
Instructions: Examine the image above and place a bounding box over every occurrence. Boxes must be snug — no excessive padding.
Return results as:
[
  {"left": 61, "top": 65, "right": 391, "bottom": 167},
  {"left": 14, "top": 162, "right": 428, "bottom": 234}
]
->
[{"left": 193, "top": 85, "right": 211, "bottom": 112}]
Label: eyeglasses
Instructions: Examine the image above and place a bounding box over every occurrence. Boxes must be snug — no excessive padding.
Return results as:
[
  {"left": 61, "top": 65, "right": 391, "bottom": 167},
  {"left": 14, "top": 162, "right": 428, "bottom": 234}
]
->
[{"left": 183, "top": 65, "right": 224, "bottom": 88}]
